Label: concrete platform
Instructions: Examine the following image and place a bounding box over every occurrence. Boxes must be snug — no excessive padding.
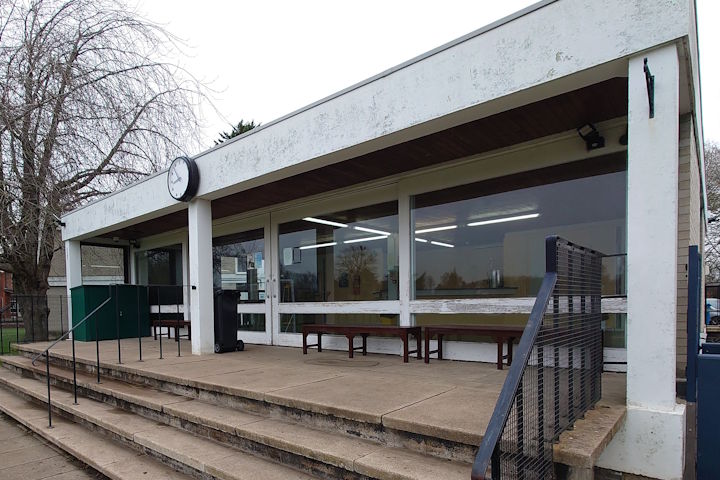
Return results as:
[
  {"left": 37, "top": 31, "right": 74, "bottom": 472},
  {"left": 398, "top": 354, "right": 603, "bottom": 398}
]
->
[{"left": 5, "top": 338, "right": 627, "bottom": 478}]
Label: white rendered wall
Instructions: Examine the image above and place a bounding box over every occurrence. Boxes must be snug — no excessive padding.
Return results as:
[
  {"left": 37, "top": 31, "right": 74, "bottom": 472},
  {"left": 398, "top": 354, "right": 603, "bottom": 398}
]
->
[
  {"left": 188, "top": 199, "right": 214, "bottom": 354},
  {"left": 64, "top": 240, "right": 82, "bottom": 329},
  {"left": 60, "top": 0, "right": 691, "bottom": 242},
  {"left": 596, "top": 45, "right": 685, "bottom": 480}
]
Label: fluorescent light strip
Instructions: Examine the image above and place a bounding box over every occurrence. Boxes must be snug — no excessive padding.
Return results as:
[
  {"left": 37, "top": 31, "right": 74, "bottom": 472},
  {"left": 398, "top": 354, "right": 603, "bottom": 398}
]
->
[
  {"left": 299, "top": 242, "right": 337, "bottom": 250},
  {"left": 303, "top": 217, "right": 348, "bottom": 228},
  {"left": 430, "top": 241, "right": 454, "bottom": 248},
  {"left": 354, "top": 226, "right": 391, "bottom": 235},
  {"left": 343, "top": 235, "right": 389, "bottom": 244},
  {"left": 467, "top": 213, "right": 540, "bottom": 227},
  {"left": 415, "top": 238, "right": 428, "bottom": 243},
  {"left": 415, "top": 225, "right": 457, "bottom": 234}
]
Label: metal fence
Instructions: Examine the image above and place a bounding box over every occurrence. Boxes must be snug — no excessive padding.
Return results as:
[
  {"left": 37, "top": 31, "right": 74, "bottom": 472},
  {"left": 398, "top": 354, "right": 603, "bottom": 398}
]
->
[
  {"left": 472, "top": 236, "right": 604, "bottom": 479},
  {"left": 0, "top": 294, "right": 69, "bottom": 354}
]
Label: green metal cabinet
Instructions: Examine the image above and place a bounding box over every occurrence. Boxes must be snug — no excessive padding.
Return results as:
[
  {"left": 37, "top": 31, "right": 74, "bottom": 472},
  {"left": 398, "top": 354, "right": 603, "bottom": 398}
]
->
[{"left": 70, "top": 285, "right": 149, "bottom": 341}]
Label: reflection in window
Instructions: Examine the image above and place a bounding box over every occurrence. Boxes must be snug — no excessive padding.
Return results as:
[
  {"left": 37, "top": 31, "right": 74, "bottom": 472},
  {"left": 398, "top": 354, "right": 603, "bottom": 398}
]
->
[
  {"left": 412, "top": 159, "right": 627, "bottom": 300},
  {"left": 414, "top": 313, "right": 527, "bottom": 342},
  {"left": 603, "top": 313, "right": 626, "bottom": 348},
  {"left": 278, "top": 202, "right": 399, "bottom": 302},
  {"left": 135, "top": 244, "right": 182, "bottom": 286},
  {"left": 212, "top": 229, "right": 265, "bottom": 303},
  {"left": 281, "top": 313, "right": 398, "bottom": 333},
  {"left": 81, "top": 245, "right": 125, "bottom": 283}
]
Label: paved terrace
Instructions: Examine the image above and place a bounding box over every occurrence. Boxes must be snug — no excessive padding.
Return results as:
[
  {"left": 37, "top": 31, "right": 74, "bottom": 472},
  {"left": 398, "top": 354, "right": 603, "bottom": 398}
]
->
[{"left": 17, "top": 338, "right": 626, "bottom": 448}]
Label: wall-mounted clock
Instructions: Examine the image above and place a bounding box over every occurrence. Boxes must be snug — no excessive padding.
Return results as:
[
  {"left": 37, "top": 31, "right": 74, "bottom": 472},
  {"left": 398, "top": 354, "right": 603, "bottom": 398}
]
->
[{"left": 167, "top": 156, "right": 199, "bottom": 202}]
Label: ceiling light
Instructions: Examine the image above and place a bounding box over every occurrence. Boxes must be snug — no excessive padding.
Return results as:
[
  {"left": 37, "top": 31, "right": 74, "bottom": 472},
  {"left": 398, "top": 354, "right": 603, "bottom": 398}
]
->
[
  {"left": 415, "top": 238, "right": 428, "bottom": 243},
  {"left": 303, "top": 217, "right": 348, "bottom": 228},
  {"left": 467, "top": 213, "right": 540, "bottom": 227},
  {"left": 430, "top": 241, "right": 454, "bottom": 248},
  {"left": 343, "top": 235, "right": 389, "bottom": 244},
  {"left": 354, "top": 226, "right": 391, "bottom": 235},
  {"left": 415, "top": 225, "right": 457, "bottom": 234},
  {"left": 299, "top": 242, "right": 337, "bottom": 250}
]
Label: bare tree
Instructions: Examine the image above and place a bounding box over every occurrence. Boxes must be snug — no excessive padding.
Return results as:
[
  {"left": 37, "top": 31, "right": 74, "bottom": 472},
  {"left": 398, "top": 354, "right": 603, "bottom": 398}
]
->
[
  {"left": 705, "top": 142, "right": 720, "bottom": 281},
  {"left": 0, "top": 0, "right": 204, "bottom": 339}
]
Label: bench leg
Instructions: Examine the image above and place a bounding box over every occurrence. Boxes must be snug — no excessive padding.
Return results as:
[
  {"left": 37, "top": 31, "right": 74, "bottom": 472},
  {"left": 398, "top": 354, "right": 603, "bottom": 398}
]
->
[
  {"left": 438, "top": 334, "right": 444, "bottom": 360},
  {"left": 188, "top": 325, "right": 191, "bottom": 341},
  {"left": 303, "top": 332, "right": 308, "bottom": 354},
  {"left": 362, "top": 334, "right": 368, "bottom": 356},
  {"left": 347, "top": 335, "right": 355, "bottom": 358},
  {"left": 402, "top": 333, "right": 409, "bottom": 363},
  {"left": 317, "top": 333, "right": 322, "bottom": 352},
  {"left": 424, "top": 333, "right": 430, "bottom": 363},
  {"left": 496, "top": 337, "right": 503, "bottom": 370},
  {"left": 507, "top": 337, "right": 514, "bottom": 366}
]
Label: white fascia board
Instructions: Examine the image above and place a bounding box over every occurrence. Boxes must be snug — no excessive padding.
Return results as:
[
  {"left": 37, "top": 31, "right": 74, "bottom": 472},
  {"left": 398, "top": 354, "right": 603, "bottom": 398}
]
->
[{"left": 62, "top": 0, "right": 691, "bottom": 241}]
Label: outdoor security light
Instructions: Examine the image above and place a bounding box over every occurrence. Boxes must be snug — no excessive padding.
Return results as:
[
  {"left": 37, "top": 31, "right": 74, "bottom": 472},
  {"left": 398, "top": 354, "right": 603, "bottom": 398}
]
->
[{"left": 577, "top": 123, "right": 605, "bottom": 150}]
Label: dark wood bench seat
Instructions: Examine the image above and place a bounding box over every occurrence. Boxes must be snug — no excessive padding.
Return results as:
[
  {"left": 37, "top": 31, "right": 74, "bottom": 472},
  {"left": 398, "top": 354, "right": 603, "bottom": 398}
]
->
[
  {"left": 302, "top": 324, "right": 421, "bottom": 362},
  {"left": 423, "top": 324, "right": 524, "bottom": 370},
  {"left": 152, "top": 319, "right": 191, "bottom": 341}
]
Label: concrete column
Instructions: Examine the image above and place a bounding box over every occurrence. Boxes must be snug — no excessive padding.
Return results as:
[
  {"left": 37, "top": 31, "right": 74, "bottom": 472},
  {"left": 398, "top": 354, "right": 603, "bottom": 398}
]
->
[
  {"left": 188, "top": 199, "right": 214, "bottom": 355},
  {"left": 65, "top": 240, "right": 82, "bottom": 329},
  {"left": 597, "top": 44, "right": 686, "bottom": 480}
]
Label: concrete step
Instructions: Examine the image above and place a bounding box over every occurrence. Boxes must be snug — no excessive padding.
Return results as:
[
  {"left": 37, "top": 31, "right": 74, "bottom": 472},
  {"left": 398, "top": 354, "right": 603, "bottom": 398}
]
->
[
  {"left": 0, "top": 356, "right": 473, "bottom": 480},
  {"left": 0, "top": 386, "right": 191, "bottom": 480},
  {"left": 13, "top": 344, "right": 481, "bottom": 462},
  {"left": 0, "top": 366, "right": 320, "bottom": 480}
]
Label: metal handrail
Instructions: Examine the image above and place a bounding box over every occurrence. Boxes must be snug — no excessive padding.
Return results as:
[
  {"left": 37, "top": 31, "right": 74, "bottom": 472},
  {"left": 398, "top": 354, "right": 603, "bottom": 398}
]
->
[
  {"left": 472, "top": 236, "right": 604, "bottom": 479},
  {"left": 471, "top": 271, "right": 557, "bottom": 479},
  {"left": 30, "top": 294, "right": 111, "bottom": 428}
]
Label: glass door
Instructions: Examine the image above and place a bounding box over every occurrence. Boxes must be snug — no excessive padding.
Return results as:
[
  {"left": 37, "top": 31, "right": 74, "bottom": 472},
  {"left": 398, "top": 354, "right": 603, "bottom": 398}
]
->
[{"left": 212, "top": 215, "right": 272, "bottom": 345}]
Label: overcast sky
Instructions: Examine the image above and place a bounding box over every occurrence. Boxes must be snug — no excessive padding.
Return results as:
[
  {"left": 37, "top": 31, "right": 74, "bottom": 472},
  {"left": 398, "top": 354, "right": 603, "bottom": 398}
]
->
[{"left": 136, "top": 0, "right": 719, "bottom": 149}]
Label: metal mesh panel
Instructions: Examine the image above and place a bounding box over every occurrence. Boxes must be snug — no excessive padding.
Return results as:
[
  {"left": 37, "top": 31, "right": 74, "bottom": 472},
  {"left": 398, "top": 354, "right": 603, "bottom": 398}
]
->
[{"left": 472, "top": 236, "right": 603, "bottom": 480}]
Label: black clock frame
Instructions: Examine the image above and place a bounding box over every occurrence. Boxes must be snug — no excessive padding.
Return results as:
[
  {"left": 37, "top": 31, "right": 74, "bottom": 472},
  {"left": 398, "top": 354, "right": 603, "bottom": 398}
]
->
[{"left": 168, "top": 156, "right": 200, "bottom": 202}]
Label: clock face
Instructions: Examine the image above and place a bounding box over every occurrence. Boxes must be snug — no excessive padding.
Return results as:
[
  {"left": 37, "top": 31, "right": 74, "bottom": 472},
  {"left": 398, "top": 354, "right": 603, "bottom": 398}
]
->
[{"left": 167, "top": 156, "right": 199, "bottom": 201}]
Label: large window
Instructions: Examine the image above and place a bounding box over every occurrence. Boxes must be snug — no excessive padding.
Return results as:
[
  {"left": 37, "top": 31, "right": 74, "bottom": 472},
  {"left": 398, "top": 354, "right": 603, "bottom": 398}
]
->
[
  {"left": 412, "top": 160, "right": 627, "bottom": 300},
  {"left": 278, "top": 201, "right": 398, "bottom": 302},
  {"left": 213, "top": 229, "right": 266, "bottom": 332}
]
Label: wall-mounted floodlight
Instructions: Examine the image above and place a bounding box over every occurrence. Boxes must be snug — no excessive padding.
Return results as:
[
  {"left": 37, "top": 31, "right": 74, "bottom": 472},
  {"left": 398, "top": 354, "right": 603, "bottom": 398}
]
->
[{"left": 577, "top": 123, "right": 605, "bottom": 150}]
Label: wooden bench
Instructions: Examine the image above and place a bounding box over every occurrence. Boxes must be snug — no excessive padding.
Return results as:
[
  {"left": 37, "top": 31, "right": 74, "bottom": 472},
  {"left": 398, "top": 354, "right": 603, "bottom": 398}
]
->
[
  {"left": 302, "top": 324, "right": 422, "bottom": 363},
  {"left": 152, "top": 320, "right": 191, "bottom": 342},
  {"left": 424, "top": 325, "right": 525, "bottom": 370}
]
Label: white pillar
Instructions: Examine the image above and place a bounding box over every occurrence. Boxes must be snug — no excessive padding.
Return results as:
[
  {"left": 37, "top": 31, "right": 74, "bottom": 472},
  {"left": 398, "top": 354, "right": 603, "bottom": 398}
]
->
[
  {"left": 596, "top": 44, "right": 685, "bottom": 480},
  {"left": 188, "top": 199, "right": 214, "bottom": 355},
  {"left": 65, "top": 240, "right": 82, "bottom": 329}
]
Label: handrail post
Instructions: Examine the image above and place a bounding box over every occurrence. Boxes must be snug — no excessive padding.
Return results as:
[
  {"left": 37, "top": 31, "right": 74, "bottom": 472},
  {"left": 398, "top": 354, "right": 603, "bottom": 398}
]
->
[
  {"left": 46, "top": 352, "right": 52, "bottom": 428},
  {"left": 176, "top": 285, "right": 181, "bottom": 357},
  {"left": 115, "top": 284, "right": 121, "bottom": 364},
  {"left": 71, "top": 332, "right": 78, "bottom": 405},
  {"left": 137, "top": 286, "right": 142, "bottom": 362},
  {"left": 1, "top": 312, "right": 4, "bottom": 355},
  {"left": 158, "top": 287, "right": 163, "bottom": 360},
  {"left": 59, "top": 296, "right": 64, "bottom": 338}
]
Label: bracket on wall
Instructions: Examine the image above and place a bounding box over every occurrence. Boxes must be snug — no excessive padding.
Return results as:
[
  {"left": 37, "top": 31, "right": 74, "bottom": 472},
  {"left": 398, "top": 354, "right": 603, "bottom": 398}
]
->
[{"left": 643, "top": 58, "right": 655, "bottom": 119}]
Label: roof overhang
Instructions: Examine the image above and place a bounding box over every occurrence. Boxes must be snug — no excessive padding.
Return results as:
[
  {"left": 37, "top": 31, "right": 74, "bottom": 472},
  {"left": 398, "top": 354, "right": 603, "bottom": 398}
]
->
[{"left": 61, "top": 0, "right": 698, "bottom": 242}]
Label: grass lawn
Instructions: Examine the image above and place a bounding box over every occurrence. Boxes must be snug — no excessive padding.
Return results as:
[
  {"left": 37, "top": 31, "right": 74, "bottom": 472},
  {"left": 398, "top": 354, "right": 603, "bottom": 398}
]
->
[{"left": 0, "top": 327, "right": 26, "bottom": 355}]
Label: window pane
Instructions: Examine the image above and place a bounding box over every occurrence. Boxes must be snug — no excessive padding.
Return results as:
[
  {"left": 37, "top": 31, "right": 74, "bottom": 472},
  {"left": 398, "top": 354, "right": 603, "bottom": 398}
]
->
[
  {"left": 281, "top": 313, "right": 398, "bottom": 333},
  {"left": 213, "top": 229, "right": 265, "bottom": 303},
  {"left": 278, "top": 202, "right": 398, "bottom": 302},
  {"left": 135, "top": 244, "right": 182, "bottom": 286},
  {"left": 81, "top": 245, "right": 125, "bottom": 283},
  {"left": 603, "top": 313, "right": 626, "bottom": 348},
  {"left": 239, "top": 313, "right": 265, "bottom": 332},
  {"left": 412, "top": 167, "right": 626, "bottom": 299}
]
